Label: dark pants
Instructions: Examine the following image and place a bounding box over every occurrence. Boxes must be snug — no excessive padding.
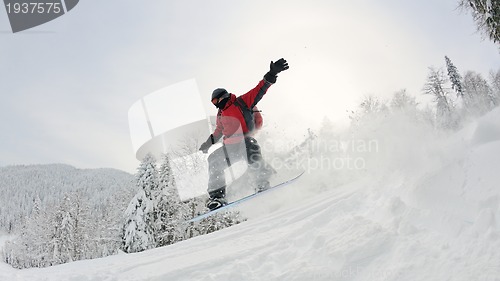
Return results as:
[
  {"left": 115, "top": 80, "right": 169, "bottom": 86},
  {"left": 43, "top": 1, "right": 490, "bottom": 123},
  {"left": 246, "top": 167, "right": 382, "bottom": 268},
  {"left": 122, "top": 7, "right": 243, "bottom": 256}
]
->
[{"left": 207, "top": 137, "right": 270, "bottom": 199}]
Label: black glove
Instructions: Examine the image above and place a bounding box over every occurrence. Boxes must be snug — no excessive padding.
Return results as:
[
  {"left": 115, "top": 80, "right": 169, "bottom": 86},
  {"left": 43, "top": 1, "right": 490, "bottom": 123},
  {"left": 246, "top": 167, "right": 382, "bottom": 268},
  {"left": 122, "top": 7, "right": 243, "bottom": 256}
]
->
[
  {"left": 269, "top": 58, "right": 289, "bottom": 75},
  {"left": 199, "top": 134, "right": 215, "bottom": 153},
  {"left": 264, "top": 58, "right": 289, "bottom": 83}
]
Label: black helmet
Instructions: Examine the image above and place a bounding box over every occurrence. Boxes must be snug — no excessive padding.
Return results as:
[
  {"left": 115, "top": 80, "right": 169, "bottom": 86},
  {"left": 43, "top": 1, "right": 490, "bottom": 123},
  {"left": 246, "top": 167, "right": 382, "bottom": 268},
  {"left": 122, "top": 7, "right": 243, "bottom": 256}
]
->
[
  {"left": 211, "top": 88, "right": 230, "bottom": 109},
  {"left": 211, "top": 88, "right": 229, "bottom": 100}
]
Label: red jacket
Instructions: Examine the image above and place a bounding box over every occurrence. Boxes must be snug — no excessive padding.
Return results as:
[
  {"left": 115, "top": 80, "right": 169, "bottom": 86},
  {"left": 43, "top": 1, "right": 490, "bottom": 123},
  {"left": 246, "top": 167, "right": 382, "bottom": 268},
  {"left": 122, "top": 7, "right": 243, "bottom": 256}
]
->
[{"left": 213, "top": 79, "right": 271, "bottom": 144}]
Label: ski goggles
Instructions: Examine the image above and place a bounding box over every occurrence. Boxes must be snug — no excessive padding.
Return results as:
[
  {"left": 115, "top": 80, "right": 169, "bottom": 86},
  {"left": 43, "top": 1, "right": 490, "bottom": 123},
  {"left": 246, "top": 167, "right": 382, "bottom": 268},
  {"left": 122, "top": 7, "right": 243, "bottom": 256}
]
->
[{"left": 211, "top": 93, "right": 230, "bottom": 106}]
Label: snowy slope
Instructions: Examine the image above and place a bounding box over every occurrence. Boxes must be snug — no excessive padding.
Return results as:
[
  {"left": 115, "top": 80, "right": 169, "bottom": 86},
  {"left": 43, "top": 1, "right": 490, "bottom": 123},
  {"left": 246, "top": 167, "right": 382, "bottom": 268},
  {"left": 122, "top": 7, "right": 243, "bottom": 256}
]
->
[{"left": 1, "top": 108, "right": 500, "bottom": 280}]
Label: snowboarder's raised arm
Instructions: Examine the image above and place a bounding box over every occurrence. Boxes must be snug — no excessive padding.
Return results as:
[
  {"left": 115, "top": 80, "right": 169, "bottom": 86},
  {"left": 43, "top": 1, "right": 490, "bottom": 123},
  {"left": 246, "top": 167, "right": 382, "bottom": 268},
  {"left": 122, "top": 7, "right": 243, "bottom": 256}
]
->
[{"left": 239, "top": 58, "right": 289, "bottom": 109}]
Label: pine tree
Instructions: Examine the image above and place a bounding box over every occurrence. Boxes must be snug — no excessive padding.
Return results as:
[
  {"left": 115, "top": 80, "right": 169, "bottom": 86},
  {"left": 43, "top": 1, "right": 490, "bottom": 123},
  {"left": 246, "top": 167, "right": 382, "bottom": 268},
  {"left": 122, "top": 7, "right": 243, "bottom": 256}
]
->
[
  {"left": 199, "top": 211, "right": 246, "bottom": 235},
  {"left": 155, "top": 153, "right": 186, "bottom": 246},
  {"left": 423, "top": 67, "right": 455, "bottom": 126},
  {"left": 445, "top": 56, "right": 464, "bottom": 99},
  {"left": 90, "top": 195, "right": 123, "bottom": 259},
  {"left": 183, "top": 197, "right": 206, "bottom": 239},
  {"left": 122, "top": 190, "right": 155, "bottom": 253},
  {"left": 459, "top": 0, "right": 500, "bottom": 43},
  {"left": 2, "top": 166, "right": 134, "bottom": 268},
  {"left": 463, "top": 71, "right": 495, "bottom": 115},
  {"left": 359, "top": 95, "right": 388, "bottom": 115},
  {"left": 32, "top": 195, "right": 42, "bottom": 217},
  {"left": 68, "top": 190, "right": 90, "bottom": 261},
  {"left": 390, "top": 89, "right": 418, "bottom": 110},
  {"left": 122, "top": 154, "right": 158, "bottom": 253},
  {"left": 490, "top": 69, "right": 500, "bottom": 106},
  {"left": 3, "top": 195, "right": 52, "bottom": 268},
  {"left": 58, "top": 195, "right": 73, "bottom": 263}
]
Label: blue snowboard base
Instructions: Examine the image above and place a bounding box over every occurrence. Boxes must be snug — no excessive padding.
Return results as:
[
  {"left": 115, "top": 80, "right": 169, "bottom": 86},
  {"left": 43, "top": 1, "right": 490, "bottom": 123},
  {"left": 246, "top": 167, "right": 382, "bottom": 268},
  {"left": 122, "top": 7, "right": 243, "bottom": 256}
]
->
[{"left": 187, "top": 171, "right": 305, "bottom": 223}]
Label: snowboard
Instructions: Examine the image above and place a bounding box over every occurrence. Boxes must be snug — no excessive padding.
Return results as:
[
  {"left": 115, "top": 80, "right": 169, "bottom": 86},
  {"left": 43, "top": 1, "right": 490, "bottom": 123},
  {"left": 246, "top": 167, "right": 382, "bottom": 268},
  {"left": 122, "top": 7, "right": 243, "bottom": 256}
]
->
[{"left": 187, "top": 170, "right": 305, "bottom": 223}]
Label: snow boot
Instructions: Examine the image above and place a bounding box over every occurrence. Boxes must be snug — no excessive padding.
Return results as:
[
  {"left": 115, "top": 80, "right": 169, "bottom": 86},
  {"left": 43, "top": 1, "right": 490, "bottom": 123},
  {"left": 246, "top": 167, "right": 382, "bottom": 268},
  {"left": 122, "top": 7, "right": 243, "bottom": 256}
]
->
[
  {"left": 206, "top": 197, "right": 227, "bottom": 211},
  {"left": 256, "top": 180, "right": 271, "bottom": 193},
  {"left": 207, "top": 187, "right": 227, "bottom": 210}
]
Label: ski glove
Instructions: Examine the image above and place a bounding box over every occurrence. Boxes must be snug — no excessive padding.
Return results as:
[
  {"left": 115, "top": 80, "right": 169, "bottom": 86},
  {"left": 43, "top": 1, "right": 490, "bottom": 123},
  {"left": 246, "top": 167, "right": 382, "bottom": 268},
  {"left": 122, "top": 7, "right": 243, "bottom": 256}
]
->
[
  {"left": 269, "top": 58, "right": 289, "bottom": 75},
  {"left": 199, "top": 134, "right": 216, "bottom": 153},
  {"left": 264, "top": 58, "right": 289, "bottom": 83}
]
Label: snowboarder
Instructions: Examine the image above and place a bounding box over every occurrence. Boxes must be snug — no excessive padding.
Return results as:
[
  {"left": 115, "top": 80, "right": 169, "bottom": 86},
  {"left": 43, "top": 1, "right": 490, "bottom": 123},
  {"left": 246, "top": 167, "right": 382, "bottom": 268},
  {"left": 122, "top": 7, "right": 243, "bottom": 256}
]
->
[{"left": 199, "top": 58, "right": 289, "bottom": 210}]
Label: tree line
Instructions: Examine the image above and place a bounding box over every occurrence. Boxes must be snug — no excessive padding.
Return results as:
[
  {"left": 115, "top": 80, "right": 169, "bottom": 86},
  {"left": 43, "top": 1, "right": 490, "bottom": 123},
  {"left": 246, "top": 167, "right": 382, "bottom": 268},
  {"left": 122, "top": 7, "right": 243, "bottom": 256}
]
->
[{"left": 2, "top": 155, "right": 244, "bottom": 268}]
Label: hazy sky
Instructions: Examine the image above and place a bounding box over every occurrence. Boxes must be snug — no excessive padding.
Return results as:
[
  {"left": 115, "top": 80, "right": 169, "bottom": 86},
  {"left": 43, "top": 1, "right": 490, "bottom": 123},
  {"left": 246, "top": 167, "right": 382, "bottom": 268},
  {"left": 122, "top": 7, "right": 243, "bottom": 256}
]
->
[{"left": 0, "top": 0, "right": 498, "bottom": 173}]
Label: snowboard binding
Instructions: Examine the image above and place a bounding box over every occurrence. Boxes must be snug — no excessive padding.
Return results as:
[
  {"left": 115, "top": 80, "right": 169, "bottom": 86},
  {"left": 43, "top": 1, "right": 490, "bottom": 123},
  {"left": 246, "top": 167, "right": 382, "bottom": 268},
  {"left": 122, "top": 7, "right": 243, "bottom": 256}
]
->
[{"left": 206, "top": 197, "right": 227, "bottom": 211}]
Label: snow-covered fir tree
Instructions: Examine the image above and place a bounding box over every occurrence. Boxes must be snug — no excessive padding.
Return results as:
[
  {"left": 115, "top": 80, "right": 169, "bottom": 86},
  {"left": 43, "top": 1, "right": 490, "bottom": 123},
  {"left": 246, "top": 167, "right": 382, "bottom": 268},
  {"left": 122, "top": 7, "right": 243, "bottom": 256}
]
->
[
  {"left": 445, "top": 56, "right": 464, "bottom": 99},
  {"left": 122, "top": 153, "right": 158, "bottom": 253},
  {"left": 490, "top": 69, "right": 500, "bottom": 105},
  {"left": 0, "top": 164, "right": 134, "bottom": 236},
  {"left": 3, "top": 190, "right": 100, "bottom": 268},
  {"left": 122, "top": 190, "right": 155, "bottom": 253},
  {"left": 3, "top": 195, "right": 52, "bottom": 268},
  {"left": 462, "top": 71, "right": 495, "bottom": 115},
  {"left": 183, "top": 197, "right": 207, "bottom": 239},
  {"left": 424, "top": 67, "right": 452, "bottom": 113},
  {"left": 423, "top": 67, "right": 456, "bottom": 127},
  {"left": 359, "top": 95, "right": 389, "bottom": 115},
  {"left": 53, "top": 194, "right": 76, "bottom": 263},
  {"left": 198, "top": 211, "right": 246, "bottom": 235},
  {"left": 348, "top": 95, "right": 391, "bottom": 132},
  {"left": 1, "top": 165, "right": 134, "bottom": 268},
  {"left": 47, "top": 191, "right": 93, "bottom": 265},
  {"left": 391, "top": 89, "right": 418, "bottom": 110},
  {"left": 155, "top": 153, "right": 187, "bottom": 246},
  {"left": 459, "top": 0, "right": 499, "bottom": 43},
  {"left": 90, "top": 194, "right": 125, "bottom": 258}
]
